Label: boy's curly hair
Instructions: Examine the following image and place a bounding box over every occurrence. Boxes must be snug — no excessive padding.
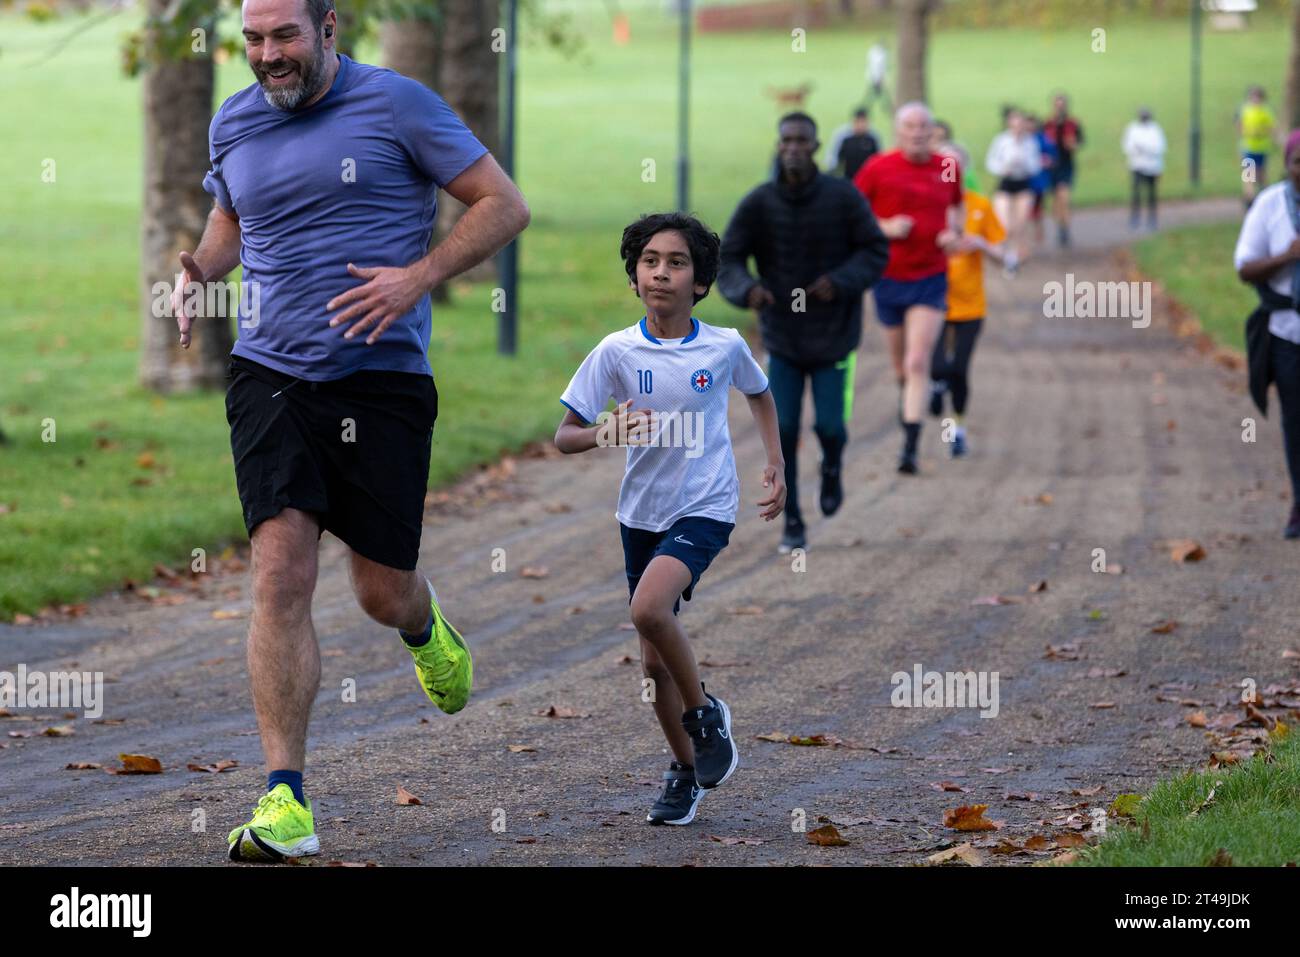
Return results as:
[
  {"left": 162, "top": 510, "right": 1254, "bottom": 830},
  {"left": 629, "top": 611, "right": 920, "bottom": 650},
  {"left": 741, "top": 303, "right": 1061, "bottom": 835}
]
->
[{"left": 619, "top": 212, "right": 721, "bottom": 304}]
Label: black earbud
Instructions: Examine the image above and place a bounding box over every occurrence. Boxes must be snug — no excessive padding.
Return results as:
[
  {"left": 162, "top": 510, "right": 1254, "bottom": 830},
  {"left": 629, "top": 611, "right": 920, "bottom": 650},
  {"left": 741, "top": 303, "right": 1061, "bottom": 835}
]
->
[{"left": 325, "top": 26, "right": 333, "bottom": 37}]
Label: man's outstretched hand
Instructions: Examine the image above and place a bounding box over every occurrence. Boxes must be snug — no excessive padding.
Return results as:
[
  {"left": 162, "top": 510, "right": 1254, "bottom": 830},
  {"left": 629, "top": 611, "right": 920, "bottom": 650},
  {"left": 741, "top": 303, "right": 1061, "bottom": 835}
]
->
[
  {"left": 326, "top": 262, "right": 429, "bottom": 345},
  {"left": 172, "top": 251, "right": 205, "bottom": 350}
]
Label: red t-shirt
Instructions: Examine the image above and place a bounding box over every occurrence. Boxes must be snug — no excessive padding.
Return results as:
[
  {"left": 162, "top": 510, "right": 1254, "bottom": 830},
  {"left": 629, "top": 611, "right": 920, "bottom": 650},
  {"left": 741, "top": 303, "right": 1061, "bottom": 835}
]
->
[{"left": 853, "top": 149, "right": 962, "bottom": 281}]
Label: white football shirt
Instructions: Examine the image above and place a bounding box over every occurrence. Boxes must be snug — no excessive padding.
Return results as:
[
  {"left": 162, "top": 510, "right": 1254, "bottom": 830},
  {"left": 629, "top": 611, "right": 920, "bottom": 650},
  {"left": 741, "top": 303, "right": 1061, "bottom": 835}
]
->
[{"left": 561, "top": 317, "right": 770, "bottom": 532}]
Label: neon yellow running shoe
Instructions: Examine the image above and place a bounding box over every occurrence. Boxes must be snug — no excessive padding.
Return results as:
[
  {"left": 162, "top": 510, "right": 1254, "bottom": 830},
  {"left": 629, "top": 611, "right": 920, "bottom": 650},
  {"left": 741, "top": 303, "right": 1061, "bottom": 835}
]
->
[
  {"left": 406, "top": 581, "right": 473, "bottom": 714},
  {"left": 227, "top": 784, "right": 320, "bottom": 862}
]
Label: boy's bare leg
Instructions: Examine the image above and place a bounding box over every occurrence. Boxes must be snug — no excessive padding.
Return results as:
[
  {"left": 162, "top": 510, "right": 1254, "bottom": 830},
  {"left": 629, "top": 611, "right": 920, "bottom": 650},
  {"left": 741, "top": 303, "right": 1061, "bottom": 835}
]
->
[
  {"left": 248, "top": 508, "right": 322, "bottom": 774},
  {"left": 640, "top": 636, "right": 694, "bottom": 765},
  {"left": 630, "top": 556, "right": 710, "bottom": 718}
]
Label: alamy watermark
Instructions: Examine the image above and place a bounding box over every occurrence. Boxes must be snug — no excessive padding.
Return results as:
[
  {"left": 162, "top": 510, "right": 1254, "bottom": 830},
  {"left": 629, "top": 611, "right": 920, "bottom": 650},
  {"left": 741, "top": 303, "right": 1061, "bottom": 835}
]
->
[
  {"left": 890, "top": 663, "right": 999, "bottom": 718},
  {"left": 1042, "top": 273, "right": 1151, "bottom": 329},
  {"left": 152, "top": 278, "right": 261, "bottom": 330},
  {"left": 0, "top": 665, "right": 103, "bottom": 719},
  {"left": 594, "top": 409, "right": 705, "bottom": 459}
]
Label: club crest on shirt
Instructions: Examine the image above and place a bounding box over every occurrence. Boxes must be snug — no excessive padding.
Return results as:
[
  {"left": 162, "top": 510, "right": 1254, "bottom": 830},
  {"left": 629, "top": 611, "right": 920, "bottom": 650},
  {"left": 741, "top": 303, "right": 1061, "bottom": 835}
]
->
[{"left": 690, "top": 369, "right": 714, "bottom": 393}]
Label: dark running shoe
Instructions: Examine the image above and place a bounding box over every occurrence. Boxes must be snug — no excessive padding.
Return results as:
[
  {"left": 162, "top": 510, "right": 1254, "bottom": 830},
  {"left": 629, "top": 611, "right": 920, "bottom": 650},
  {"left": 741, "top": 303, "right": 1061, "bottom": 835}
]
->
[
  {"left": 682, "top": 690, "right": 738, "bottom": 790},
  {"left": 898, "top": 449, "right": 918, "bottom": 475},
  {"left": 778, "top": 515, "right": 806, "bottom": 554},
  {"left": 819, "top": 461, "right": 843, "bottom": 517},
  {"left": 1286, "top": 505, "right": 1300, "bottom": 540},
  {"left": 646, "top": 762, "right": 704, "bottom": 825}
]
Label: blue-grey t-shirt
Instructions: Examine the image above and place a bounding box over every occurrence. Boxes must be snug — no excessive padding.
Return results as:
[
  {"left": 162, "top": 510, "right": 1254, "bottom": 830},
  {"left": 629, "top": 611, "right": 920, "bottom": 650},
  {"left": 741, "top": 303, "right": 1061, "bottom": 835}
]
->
[{"left": 203, "top": 54, "right": 489, "bottom": 381}]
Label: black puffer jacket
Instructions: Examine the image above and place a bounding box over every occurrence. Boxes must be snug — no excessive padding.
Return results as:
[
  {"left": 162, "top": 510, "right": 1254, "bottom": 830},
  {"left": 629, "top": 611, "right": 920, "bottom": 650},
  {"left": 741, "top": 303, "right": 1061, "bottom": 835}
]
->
[{"left": 717, "top": 169, "right": 889, "bottom": 365}]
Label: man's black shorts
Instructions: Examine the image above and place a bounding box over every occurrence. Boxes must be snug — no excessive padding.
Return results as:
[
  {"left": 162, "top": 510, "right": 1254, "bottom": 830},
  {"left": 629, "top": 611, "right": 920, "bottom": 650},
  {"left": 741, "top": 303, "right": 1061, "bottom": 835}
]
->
[{"left": 224, "top": 355, "right": 437, "bottom": 570}]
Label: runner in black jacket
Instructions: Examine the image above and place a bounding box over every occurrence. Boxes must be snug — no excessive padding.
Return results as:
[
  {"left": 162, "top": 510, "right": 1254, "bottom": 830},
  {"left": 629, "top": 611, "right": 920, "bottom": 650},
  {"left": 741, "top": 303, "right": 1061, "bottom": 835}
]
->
[{"left": 718, "top": 112, "right": 889, "bottom": 553}]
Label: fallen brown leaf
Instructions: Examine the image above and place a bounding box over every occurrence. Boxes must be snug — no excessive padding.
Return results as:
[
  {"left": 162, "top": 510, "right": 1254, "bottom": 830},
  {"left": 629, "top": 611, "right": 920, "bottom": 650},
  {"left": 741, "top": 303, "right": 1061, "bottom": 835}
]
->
[
  {"left": 396, "top": 785, "right": 422, "bottom": 806},
  {"left": 806, "top": 824, "right": 849, "bottom": 847},
  {"left": 1170, "top": 540, "right": 1206, "bottom": 563},
  {"left": 944, "top": 804, "right": 999, "bottom": 832},
  {"left": 108, "top": 754, "right": 163, "bottom": 774},
  {"left": 927, "top": 842, "right": 983, "bottom": 866}
]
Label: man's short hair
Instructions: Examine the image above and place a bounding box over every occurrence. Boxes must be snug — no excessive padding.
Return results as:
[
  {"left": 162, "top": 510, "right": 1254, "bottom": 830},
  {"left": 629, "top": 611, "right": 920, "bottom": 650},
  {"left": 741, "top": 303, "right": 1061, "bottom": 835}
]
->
[
  {"left": 894, "top": 101, "right": 932, "bottom": 127},
  {"left": 853, "top": 107, "right": 868, "bottom": 120},
  {"left": 305, "top": 0, "right": 335, "bottom": 31},
  {"left": 779, "top": 112, "right": 817, "bottom": 136},
  {"left": 620, "top": 212, "right": 721, "bottom": 304}
]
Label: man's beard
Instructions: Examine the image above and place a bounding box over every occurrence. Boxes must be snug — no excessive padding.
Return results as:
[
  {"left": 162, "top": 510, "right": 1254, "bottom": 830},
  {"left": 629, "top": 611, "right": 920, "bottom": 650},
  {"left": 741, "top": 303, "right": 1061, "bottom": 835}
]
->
[{"left": 255, "top": 33, "right": 328, "bottom": 111}]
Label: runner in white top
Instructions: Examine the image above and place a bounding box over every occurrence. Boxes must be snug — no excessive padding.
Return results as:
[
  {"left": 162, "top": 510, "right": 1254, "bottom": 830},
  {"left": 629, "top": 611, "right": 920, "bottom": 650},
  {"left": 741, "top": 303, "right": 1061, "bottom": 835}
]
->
[{"left": 555, "top": 212, "right": 785, "bottom": 825}]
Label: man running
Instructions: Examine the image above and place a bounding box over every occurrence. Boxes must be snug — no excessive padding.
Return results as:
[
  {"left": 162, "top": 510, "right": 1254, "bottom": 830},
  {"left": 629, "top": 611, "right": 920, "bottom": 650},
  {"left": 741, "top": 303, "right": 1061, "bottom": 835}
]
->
[
  {"left": 1044, "top": 93, "right": 1084, "bottom": 248},
  {"left": 825, "top": 107, "right": 880, "bottom": 180},
  {"left": 1237, "top": 86, "right": 1277, "bottom": 210},
  {"left": 172, "top": 0, "right": 529, "bottom": 862},
  {"left": 719, "top": 112, "right": 888, "bottom": 553},
  {"left": 853, "top": 102, "right": 964, "bottom": 475}
]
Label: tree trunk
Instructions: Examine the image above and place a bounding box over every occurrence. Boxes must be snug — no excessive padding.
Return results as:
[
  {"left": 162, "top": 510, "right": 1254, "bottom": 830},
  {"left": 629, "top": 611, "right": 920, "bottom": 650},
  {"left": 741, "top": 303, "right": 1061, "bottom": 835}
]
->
[
  {"left": 895, "top": 0, "right": 933, "bottom": 107},
  {"left": 334, "top": 4, "right": 358, "bottom": 59},
  {"left": 138, "top": 1, "right": 230, "bottom": 392},
  {"left": 1287, "top": 0, "right": 1300, "bottom": 129},
  {"left": 435, "top": 0, "right": 500, "bottom": 284}
]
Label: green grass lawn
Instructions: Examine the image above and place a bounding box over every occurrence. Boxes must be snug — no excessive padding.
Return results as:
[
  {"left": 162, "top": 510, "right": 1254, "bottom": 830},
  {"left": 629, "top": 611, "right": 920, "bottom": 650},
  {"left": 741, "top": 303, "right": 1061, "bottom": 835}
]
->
[
  {"left": 0, "top": 5, "right": 1282, "bottom": 617},
  {"left": 1131, "top": 221, "right": 1254, "bottom": 350},
  {"left": 1078, "top": 726, "right": 1299, "bottom": 866}
]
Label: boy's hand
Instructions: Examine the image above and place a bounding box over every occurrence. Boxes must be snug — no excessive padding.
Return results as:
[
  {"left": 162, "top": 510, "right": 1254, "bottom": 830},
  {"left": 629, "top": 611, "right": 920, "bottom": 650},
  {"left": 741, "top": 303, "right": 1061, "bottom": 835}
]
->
[
  {"left": 609, "top": 398, "right": 657, "bottom": 447},
  {"left": 757, "top": 464, "right": 786, "bottom": 521}
]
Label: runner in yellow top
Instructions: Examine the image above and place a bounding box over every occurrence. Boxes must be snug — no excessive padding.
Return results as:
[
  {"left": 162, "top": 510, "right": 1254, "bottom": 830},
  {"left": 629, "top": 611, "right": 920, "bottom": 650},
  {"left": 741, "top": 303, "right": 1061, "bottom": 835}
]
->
[
  {"left": 1237, "top": 86, "right": 1277, "bottom": 210},
  {"left": 929, "top": 144, "right": 1007, "bottom": 458}
]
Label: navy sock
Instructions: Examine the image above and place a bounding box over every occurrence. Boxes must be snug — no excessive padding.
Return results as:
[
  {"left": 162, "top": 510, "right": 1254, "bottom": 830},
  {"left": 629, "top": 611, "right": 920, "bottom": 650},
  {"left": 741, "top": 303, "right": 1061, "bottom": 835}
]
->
[
  {"left": 904, "top": 421, "right": 921, "bottom": 454},
  {"left": 400, "top": 609, "right": 433, "bottom": 648},
  {"left": 268, "top": 769, "right": 305, "bottom": 805}
]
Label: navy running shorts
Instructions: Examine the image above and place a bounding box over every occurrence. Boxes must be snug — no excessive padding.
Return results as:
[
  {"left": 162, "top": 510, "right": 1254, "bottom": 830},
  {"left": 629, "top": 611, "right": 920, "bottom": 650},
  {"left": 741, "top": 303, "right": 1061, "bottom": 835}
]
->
[
  {"left": 872, "top": 272, "right": 948, "bottom": 328},
  {"left": 620, "top": 515, "right": 734, "bottom": 616}
]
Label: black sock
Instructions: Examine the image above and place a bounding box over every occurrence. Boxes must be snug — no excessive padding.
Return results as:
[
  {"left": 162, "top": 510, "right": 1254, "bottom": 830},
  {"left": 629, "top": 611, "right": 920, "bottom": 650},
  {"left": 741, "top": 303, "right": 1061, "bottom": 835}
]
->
[
  {"left": 903, "top": 421, "right": 921, "bottom": 455},
  {"left": 400, "top": 610, "right": 433, "bottom": 648}
]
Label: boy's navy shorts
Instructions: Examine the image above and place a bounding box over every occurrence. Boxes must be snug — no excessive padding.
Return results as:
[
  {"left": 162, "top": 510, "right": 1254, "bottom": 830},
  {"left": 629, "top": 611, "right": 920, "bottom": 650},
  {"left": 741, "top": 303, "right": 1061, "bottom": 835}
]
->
[{"left": 619, "top": 516, "right": 734, "bottom": 616}]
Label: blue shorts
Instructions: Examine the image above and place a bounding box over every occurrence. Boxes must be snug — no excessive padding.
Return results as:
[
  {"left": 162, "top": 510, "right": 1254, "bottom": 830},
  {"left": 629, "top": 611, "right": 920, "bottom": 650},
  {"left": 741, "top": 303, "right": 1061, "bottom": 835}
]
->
[
  {"left": 1243, "top": 151, "right": 1268, "bottom": 174},
  {"left": 620, "top": 516, "right": 734, "bottom": 616},
  {"left": 1049, "top": 163, "right": 1075, "bottom": 188},
  {"left": 873, "top": 273, "right": 948, "bottom": 328}
]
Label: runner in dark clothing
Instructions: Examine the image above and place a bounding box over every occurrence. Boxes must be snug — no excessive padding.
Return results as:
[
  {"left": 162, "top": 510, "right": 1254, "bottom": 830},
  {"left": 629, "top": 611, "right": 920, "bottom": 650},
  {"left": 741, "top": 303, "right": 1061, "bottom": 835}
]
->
[
  {"left": 827, "top": 108, "right": 880, "bottom": 180},
  {"left": 719, "top": 112, "right": 890, "bottom": 553},
  {"left": 1044, "top": 93, "right": 1084, "bottom": 248}
]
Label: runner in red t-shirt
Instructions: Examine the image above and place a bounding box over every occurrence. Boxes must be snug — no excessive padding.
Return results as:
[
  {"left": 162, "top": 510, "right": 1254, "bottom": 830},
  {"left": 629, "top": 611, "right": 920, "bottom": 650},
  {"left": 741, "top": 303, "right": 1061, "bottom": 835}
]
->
[{"left": 853, "top": 102, "right": 964, "bottom": 474}]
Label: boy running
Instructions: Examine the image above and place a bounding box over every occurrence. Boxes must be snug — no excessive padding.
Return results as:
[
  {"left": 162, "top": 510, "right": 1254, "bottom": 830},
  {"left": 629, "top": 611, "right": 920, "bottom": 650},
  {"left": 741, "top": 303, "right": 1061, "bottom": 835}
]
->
[
  {"left": 555, "top": 212, "right": 786, "bottom": 825},
  {"left": 929, "top": 145, "right": 1006, "bottom": 458}
]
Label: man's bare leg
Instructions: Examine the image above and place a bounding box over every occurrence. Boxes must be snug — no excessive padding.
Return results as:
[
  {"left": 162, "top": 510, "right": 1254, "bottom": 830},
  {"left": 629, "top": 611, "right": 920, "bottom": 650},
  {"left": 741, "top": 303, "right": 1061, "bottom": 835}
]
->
[
  {"left": 347, "top": 550, "right": 431, "bottom": 634},
  {"left": 248, "top": 508, "right": 322, "bottom": 775}
]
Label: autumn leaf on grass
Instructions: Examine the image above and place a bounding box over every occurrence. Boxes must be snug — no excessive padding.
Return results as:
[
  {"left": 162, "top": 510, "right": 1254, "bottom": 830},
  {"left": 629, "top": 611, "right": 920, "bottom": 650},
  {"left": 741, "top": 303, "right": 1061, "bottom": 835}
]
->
[
  {"left": 944, "top": 804, "right": 1000, "bottom": 832},
  {"left": 1109, "top": 794, "right": 1143, "bottom": 818},
  {"left": 927, "top": 842, "right": 983, "bottom": 866},
  {"left": 1023, "top": 835, "right": 1053, "bottom": 851},
  {"left": 396, "top": 785, "right": 422, "bottom": 806},
  {"left": 107, "top": 754, "right": 163, "bottom": 775},
  {"left": 1169, "top": 539, "right": 1207, "bottom": 563},
  {"left": 708, "top": 835, "right": 766, "bottom": 846},
  {"left": 186, "top": 759, "right": 238, "bottom": 773},
  {"left": 1054, "top": 832, "right": 1087, "bottom": 848},
  {"left": 535, "top": 705, "right": 591, "bottom": 719},
  {"left": 806, "top": 824, "right": 849, "bottom": 847}
]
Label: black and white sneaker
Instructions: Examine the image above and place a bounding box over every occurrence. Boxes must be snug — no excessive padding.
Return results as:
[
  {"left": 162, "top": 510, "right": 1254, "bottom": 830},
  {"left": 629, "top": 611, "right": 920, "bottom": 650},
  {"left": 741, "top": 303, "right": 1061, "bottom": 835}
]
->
[
  {"left": 778, "top": 515, "right": 806, "bottom": 554},
  {"left": 646, "top": 762, "right": 704, "bottom": 825},
  {"left": 682, "top": 690, "right": 738, "bottom": 790},
  {"left": 819, "top": 461, "right": 843, "bottom": 517}
]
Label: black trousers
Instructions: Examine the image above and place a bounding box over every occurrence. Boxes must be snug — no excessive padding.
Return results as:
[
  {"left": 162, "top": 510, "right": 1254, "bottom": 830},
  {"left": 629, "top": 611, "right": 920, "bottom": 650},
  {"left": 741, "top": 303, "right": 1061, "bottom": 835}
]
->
[
  {"left": 1130, "top": 172, "right": 1158, "bottom": 224},
  {"left": 1270, "top": 333, "right": 1300, "bottom": 504},
  {"left": 930, "top": 319, "right": 983, "bottom": 416}
]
